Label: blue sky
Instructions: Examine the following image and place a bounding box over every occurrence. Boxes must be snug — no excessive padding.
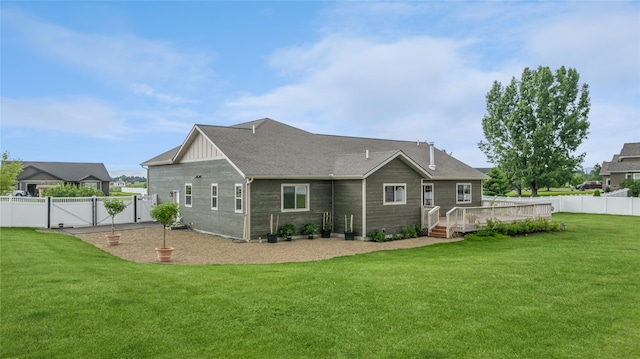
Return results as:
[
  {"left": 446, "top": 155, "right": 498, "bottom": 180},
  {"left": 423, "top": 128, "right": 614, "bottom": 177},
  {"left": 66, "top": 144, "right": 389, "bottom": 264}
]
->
[{"left": 1, "top": 1, "right": 639, "bottom": 178}]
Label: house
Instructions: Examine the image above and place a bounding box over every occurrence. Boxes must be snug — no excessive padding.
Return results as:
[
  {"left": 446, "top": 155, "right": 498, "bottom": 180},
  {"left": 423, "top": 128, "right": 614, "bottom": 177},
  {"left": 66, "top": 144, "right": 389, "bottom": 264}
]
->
[
  {"left": 15, "top": 161, "right": 112, "bottom": 196},
  {"left": 600, "top": 142, "right": 640, "bottom": 190},
  {"left": 141, "top": 119, "right": 487, "bottom": 240},
  {"left": 113, "top": 179, "right": 127, "bottom": 187}
]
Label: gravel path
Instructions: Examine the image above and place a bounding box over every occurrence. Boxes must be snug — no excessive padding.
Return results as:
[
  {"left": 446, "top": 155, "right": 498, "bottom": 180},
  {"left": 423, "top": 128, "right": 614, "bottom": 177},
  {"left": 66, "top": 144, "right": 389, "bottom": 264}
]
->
[{"left": 72, "top": 227, "right": 462, "bottom": 265}]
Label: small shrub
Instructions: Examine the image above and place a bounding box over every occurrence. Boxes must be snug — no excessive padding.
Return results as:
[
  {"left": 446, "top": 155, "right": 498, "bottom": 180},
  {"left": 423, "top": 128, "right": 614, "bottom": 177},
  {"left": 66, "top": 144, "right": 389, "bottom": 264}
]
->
[
  {"left": 593, "top": 189, "right": 601, "bottom": 197},
  {"left": 402, "top": 226, "right": 418, "bottom": 239},
  {"left": 367, "top": 230, "right": 387, "bottom": 242},
  {"left": 475, "top": 218, "right": 560, "bottom": 237}
]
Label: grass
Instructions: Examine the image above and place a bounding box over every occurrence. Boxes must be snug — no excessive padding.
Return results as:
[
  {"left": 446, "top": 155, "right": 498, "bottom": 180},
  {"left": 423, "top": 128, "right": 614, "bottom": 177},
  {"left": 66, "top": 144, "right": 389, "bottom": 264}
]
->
[{"left": 2, "top": 213, "right": 639, "bottom": 358}]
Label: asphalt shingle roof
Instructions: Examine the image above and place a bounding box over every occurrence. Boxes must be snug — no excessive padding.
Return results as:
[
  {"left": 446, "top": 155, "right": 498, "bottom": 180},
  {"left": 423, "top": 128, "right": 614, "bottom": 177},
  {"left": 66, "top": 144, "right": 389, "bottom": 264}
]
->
[
  {"left": 17, "top": 161, "right": 112, "bottom": 181},
  {"left": 142, "top": 119, "right": 486, "bottom": 180}
]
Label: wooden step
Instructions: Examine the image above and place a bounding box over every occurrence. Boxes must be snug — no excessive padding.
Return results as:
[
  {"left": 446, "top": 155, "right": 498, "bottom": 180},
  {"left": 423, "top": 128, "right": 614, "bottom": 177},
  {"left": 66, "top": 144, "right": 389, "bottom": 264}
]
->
[{"left": 429, "top": 225, "right": 448, "bottom": 238}]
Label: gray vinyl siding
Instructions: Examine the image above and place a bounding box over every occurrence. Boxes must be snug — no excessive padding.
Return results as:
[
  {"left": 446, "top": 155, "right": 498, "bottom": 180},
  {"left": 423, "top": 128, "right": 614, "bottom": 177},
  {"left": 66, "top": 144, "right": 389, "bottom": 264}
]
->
[
  {"left": 249, "top": 179, "right": 332, "bottom": 239},
  {"left": 147, "top": 160, "right": 245, "bottom": 239},
  {"left": 333, "top": 179, "right": 363, "bottom": 235},
  {"left": 365, "top": 158, "right": 422, "bottom": 235},
  {"left": 433, "top": 180, "right": 483, "bottom": 213}
]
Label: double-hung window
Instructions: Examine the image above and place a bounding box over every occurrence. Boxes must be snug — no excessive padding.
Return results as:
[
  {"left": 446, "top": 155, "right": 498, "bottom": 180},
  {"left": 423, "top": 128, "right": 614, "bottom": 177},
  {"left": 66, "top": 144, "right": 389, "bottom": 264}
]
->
[
  {"left": 211, "top": 184, "right": 218, "bottom": 210},
  {"left": 235, "top": 184, "right": 243, "bottom": 213},
  {"left": 185, "top": 183, "right": 193, "bottom": 207},
  {"left": 282, "top": 184, "right": 309, "bottom": 211},
  {"left": 384, "top": 184, "right": 406, "bottom": 205},
  {"left": 457, "top": 183, "right": 471, "bottom": 203}
]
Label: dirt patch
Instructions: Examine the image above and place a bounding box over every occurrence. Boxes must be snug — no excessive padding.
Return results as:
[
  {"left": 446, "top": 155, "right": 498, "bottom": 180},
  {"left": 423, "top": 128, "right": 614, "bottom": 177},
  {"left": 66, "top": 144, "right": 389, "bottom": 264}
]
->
[{"left": 71, "top": 227, "right": 462, "bottom": 265}]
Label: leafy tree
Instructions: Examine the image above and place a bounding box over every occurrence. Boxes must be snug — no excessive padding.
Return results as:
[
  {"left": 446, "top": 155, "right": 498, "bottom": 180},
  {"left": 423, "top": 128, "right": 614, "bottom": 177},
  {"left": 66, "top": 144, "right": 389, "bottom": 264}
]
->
[
  {"left": 483, "top": 167, "right": 511, "bottom": 196},
  {"left": 587, "top": 163, "right": 602, "bottom": 181},
  {"left": 0, "top": 152, "right": 23, "bottom": 195},
  {"left": 479, "top": 66, "right": 590, "bottom": 196},
  {"left": 42, "top": 183, "right": 104, "bottom": 197},
  {"left": 620, "top": 179, "right": 640, "bottom": 197},
  {"left": 150, "top": 202, "right": 179, "bottom": 248}
]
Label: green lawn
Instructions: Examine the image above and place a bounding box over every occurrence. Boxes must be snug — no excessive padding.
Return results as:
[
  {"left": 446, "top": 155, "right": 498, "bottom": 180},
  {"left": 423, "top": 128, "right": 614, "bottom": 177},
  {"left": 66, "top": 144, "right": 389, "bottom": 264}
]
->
[{"left": 2, "top": 213, "right": 639, "bottom": 358}]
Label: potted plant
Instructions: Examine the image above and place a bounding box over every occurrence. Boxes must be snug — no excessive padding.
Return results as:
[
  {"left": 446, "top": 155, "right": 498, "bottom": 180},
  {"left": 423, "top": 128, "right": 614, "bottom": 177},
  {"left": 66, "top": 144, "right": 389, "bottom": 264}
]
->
[
  {"left": 267, "top": 214, "right": 279, "bottom": 243},
  {"left": 150, "top": 202, "right": 179, "bottom": 262},
  {"left": 321, "top": 211, "right": 332, "bottom": 238},
  {"left": 279, "top": 223, "right": 296, "bottom": 241},
  {"left": 103, "top": 197, "right": 126, "bottom": 246},
  {"left": 302, "top": 222, "right": 319, "bottom": 239},
  {"left": 344, "top": 214, "right": 354, "bottom": 240}
]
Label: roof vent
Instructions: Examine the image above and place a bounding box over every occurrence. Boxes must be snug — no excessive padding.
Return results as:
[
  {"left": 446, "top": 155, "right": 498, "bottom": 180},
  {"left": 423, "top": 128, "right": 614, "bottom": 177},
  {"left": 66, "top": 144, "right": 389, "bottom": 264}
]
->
[
  {"left": 252, "top": 125, "right": 256, "bottom": 134},
  {"left": 366, "top": 149, "right": 369, "bottom": 160}
]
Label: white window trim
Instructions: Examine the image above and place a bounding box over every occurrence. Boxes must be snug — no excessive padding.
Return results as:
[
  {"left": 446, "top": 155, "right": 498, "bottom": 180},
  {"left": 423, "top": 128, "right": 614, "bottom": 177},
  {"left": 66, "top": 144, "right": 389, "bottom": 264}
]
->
[
  {"left": 185, "top": 183, "right": 193, "bottom": 207},
  {"left": 422, "top": 183, "right": 434, "bottom": 206},
  {"left": 235, "top": 184, "right": 243, "bottom": 213},
  {"left": 383, "top": 183, "right": 407, "bottom": 205},
  {"left": 281, "top": 184, "right": 310, "bottom": 212},
  {"left": 456, "top": 183, "right": 472, "bottom": 204},
  {"left": 211, "top": 183, "right": 218, "bottom": 210}
]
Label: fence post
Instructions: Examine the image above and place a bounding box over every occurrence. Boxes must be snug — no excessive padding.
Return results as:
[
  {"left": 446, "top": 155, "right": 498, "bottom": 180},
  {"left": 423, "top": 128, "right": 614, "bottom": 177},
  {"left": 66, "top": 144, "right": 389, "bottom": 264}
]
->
[{"left": 47, "top": 197, "right": 52, "bottom": 229}]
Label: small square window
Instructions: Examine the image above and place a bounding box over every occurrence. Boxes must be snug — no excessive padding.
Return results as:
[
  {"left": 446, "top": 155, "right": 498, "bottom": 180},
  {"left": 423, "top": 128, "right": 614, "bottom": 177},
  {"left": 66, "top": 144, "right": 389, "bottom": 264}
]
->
[{"left": 384, "top": 184, "right": 406, "bottom": 205}]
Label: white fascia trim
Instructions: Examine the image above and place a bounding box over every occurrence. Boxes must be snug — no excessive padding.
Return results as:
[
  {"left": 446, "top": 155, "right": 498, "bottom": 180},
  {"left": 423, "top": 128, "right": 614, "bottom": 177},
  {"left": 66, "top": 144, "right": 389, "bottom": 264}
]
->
[
  {"left": 363, "top": 151, "right": 432, "bottom": 179},
  {"left": 172, "top": 125, "right": 246, "bottom": 179}
]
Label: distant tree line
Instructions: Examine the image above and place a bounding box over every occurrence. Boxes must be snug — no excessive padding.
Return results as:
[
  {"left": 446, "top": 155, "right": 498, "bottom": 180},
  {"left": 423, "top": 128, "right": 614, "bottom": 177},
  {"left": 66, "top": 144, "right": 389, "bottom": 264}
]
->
[{"left": 112, "top": 175, "right": 146, "bottom": 183}]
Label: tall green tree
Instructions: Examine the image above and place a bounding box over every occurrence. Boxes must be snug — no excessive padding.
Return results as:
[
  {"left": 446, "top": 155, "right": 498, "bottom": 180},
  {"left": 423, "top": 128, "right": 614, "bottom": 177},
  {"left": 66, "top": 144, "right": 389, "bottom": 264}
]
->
[
  {"left": 483, "top": 167, "right": 511, "bottom": 196},
  {"left": 587, "top": 163, "right": 602, "bottom": 181},
  {"left": 0, "top": 152, "right": 23, "bottom": 195},
  {"left": 479, "top": 66, "right": 590, "bottom": 196}
]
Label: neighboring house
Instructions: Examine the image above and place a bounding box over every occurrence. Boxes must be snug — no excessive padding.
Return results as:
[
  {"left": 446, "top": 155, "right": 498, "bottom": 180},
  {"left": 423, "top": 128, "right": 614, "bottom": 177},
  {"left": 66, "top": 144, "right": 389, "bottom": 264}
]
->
[
  {"left": 141, "top": 119, "right": 487, "bottom": 240},
  {"left": 14, "top": 161, "right": 112, "bottom": 196},
  {"left": 600, "top": 143, "right": 640, "bottom": 190},
  {"left": 113, "top": 179, "right": 127, "bottom": 187}
]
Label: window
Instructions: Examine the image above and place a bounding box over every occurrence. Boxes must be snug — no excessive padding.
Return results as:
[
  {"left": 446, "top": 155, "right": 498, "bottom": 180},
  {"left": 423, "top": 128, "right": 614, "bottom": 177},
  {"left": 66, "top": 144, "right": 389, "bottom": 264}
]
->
[
  {"left": 235, "top": 184, "right": 243, "bottom": 213},
  {"left": 82, "top": 182, "right": 98, "bottom": 189},
  {"left": 282, "top": 184, "right": 309, "bottom": 211},
  {"left": 185, "top": 183, "right": 192, "bottom": 207},
  {"left": 384, "top": 184, "right": 406, "bottom": 205},
  {"left": 211, "top": 184, "right": 218, "bottom": 210},
  {"left": 457, "top": 183, "right": 471, "bottom": 203},
  {"left": 422, "top": 184, "right": 434, "bottom": 206}
]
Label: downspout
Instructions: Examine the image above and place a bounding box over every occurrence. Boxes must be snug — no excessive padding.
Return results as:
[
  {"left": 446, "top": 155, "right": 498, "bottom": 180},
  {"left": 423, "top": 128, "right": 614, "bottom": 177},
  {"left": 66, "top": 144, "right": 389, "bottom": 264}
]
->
[{"left": 244, "top": 177, "right": 254, "bottom": 241}]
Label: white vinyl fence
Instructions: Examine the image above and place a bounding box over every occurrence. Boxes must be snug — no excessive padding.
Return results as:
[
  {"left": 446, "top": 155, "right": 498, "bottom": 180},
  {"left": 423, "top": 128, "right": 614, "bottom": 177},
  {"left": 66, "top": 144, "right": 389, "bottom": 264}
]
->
[
  {"left": 0, "top": 194, "right": 157, "bottom": 228},
  {"left": 483, "top": 193, "right": 640, "bottom": 216}
]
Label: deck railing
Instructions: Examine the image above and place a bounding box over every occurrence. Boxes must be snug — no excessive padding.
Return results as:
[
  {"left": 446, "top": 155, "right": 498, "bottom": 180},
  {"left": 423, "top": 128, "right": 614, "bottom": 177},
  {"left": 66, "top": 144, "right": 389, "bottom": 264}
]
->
[
  {"left": 445, "top": 201, "right": 553, "bottom": 238},
  {"left": 421, "top": 206, "right": 440, "bottom": 235}
]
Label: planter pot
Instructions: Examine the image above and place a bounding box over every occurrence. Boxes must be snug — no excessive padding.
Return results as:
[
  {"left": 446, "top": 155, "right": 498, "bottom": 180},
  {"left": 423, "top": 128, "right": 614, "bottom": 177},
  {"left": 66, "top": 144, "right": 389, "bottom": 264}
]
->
[
  {"left": 344, "top": 232, "right": 355, "bottom": 240},
  {"left": 105, "top": 234, "right": 121, "bottom": 246},
  {"left": 155, "top": 247, "right": 174, "bottom": 262},
  {"left": 267, "top": 234, "right": 278, "bottom": 243},
  {"left": 286, "top": 237, "right": 292, "bottom": 241},
  {"left": 321, "top": 229, "right": 331, "bottom": 238},
  {"left": 307, "top": 235, "right": 314, "bottom": 239}
]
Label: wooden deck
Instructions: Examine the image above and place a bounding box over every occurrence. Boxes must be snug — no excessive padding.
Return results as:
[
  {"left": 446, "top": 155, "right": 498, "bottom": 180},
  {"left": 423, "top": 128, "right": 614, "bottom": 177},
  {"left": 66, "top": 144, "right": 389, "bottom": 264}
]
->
[{"left": 423, "top": 200, "right": 554, "bottom": 239}]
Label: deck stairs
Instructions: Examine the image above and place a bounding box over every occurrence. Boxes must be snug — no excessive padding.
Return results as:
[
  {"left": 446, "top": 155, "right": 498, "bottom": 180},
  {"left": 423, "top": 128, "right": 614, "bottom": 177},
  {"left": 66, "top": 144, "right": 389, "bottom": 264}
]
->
[{"left": 428, "top": 225, "right": 448, "bottom": 238}]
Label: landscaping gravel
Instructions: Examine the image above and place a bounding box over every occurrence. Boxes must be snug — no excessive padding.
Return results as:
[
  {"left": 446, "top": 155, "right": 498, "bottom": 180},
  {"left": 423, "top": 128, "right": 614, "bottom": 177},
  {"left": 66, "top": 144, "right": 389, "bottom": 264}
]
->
[{"left": 71, "top": 226, "right": 461, "bottom": 265}]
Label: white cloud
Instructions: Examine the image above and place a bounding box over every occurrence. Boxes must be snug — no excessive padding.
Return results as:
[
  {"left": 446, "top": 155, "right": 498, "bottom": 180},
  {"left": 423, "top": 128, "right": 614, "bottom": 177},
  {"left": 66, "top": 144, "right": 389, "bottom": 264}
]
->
[
  {"left": 3, "top": 9, "right": 212, "bottom": 89},
  {"left": 0, "top": 96, "right": 128, "bottom": 139},
  {"left": 223, "top": 3, "right": 639, "bottom": 167},
  {"left": 130, "top": 83, "right": 198, "bottom": 104}
]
